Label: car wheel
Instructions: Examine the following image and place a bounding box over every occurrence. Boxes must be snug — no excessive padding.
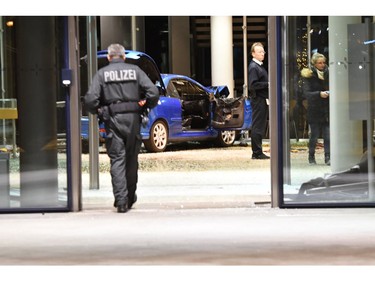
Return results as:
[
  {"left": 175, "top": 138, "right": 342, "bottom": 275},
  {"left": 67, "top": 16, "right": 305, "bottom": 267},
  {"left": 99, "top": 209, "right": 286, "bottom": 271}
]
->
[
  {"left": 215, "top": 130, "right": 236, "bottom": 147},
  {"left": 143, "top": 120, "right": 168, "bottom": 152}
]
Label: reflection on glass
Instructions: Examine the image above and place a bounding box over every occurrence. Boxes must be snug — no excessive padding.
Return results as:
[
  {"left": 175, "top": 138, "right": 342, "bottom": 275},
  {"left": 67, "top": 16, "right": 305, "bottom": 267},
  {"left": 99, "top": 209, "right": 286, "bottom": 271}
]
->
[
  {"left": 0, "top": 16, "right": 68, "bottom": 212},
  {"left": 283, "top": 16, "right": 375, "bottom": 206}
]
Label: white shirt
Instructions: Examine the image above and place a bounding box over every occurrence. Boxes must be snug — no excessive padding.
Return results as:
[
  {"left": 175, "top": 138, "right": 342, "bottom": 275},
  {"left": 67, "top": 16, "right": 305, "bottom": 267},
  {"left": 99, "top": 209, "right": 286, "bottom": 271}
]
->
[{"left": 253, "top": 58, "right": 263, "bottom": 66}]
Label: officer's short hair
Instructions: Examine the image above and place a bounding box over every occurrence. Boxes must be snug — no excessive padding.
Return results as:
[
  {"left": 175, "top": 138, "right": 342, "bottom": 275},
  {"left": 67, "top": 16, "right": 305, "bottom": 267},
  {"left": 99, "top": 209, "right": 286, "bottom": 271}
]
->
[{"left": 108, "top": 43, "right": 125, "bottom": 58}]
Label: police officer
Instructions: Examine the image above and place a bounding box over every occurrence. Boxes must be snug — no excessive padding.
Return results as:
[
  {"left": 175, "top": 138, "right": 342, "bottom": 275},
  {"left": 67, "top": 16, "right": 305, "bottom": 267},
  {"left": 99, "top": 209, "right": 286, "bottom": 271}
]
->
[{"left": 84, "top": 43, "right": 159, "bottom": 213}]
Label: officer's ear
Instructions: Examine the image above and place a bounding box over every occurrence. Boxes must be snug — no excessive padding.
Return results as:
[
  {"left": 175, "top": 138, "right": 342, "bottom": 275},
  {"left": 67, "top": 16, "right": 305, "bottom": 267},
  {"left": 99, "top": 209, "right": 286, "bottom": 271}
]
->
[{"left": 107, "top": 54, "right": 112, "bottom": 61}]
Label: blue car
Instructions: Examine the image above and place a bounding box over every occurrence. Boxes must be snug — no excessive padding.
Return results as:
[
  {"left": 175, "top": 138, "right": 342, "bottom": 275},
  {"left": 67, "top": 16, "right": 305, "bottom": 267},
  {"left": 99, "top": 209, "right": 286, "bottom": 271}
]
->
[{"left": 81, "top": 50, "right": 252, "bottom": 153}]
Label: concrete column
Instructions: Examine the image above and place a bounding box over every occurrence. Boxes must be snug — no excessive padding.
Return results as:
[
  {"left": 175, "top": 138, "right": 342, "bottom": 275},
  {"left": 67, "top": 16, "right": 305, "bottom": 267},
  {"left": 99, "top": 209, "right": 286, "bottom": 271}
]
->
[
  {"left": 131, "top": 16, "right": 145, "bottom": 51},
  {"left": 169, "top": 16, "right": 190, "bottom": 76},
  {"left": 100, "top": 16, "right": 131, "bottom": 49},
  {"left": 211, "top": 16, "right": 234, "bottom": 97},
  {"left": 329, "top": 16, "right": 362, "bottom": 172}
]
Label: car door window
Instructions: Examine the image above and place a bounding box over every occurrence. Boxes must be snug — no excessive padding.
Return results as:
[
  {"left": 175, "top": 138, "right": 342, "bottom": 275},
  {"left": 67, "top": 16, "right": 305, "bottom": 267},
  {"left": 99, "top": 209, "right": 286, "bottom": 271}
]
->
[
  {"left": 172, "top": 79, "right": 189, "bottom": 99},
  {"left": 172, "top": 79, "right": 207, "bottom": 100},
  {"left": 170, "top": 78, "right": 210, "bottom": 130},
  {"left": 167, "top": 81, "right": 181, "bottom": 99}
]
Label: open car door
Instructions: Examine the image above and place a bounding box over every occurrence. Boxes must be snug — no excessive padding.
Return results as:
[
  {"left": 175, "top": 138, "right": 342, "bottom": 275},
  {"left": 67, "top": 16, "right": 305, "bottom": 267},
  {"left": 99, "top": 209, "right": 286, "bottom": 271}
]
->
[{"left": 209, "top": 86, "right": 245, "bottom": 129}]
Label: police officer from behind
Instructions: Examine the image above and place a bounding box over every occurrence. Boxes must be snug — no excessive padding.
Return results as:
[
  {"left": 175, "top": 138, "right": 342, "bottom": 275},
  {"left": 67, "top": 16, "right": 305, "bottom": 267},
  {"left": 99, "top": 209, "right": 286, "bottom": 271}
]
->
[{"left": 84, "top": 43, "right": 159, "bottom": 213}]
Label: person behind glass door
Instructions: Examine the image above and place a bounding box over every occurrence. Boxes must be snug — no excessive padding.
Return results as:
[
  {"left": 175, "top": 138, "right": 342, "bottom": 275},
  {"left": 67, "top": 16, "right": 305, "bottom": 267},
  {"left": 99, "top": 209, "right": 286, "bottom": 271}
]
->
[
  {"left": 301, "top": 52, "right": 330, "bottom": 165},
  {"left": 248, "top": 42, "right": 270, "bottom": 159}
]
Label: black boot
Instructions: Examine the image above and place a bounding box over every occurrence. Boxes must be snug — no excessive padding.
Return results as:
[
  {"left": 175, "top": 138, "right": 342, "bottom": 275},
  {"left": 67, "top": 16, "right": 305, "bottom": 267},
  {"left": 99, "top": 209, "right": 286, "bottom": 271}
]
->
[
  {"left": 308, "top": 153, "right": 316, "bottom": 165},
  {"left": 325, "top": 153, "right": 330, "bottom": 166},
  {"left": 117, "top": 203, "right": 128, "bottom": 213},
  {"left": 117, "top": 199, "right": 128, "bottom": 213}
]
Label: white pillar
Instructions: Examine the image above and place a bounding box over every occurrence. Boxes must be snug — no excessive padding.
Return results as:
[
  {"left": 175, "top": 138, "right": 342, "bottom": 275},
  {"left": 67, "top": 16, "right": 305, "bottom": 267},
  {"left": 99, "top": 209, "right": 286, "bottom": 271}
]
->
[
  {"left": 329, "top": 16, "right": 362, "bottom": 172},
  {"left": 211, "top": 16, "right": 234, "bottom": 97}
]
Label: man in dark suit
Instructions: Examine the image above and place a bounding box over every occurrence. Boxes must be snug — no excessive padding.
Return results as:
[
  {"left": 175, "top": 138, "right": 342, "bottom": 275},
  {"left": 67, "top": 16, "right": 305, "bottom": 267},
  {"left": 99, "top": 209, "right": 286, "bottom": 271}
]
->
[{"left": 248, "top": 42, "right": 270, "bottom": 160}]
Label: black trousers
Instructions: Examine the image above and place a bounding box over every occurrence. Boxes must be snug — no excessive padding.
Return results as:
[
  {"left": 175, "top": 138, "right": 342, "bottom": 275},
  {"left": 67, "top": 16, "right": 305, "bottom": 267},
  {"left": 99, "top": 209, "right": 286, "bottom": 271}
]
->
[
  {"left": 250, "top": 97, "right": 268, "bottom": 156},
  {"left": 308, "top": 121, "right": 330, "bottom": 156},
  {"left": 105, "top": 125, "right": 142, "bottom": 207}
]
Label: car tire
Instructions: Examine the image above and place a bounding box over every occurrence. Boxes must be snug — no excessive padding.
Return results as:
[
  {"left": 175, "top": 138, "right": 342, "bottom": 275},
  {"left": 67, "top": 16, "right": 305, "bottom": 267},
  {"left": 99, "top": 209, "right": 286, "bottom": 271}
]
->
[
  {"left": 215, "top": 130, "right": 236, "bottom": 147},
  {"left": 143, "top": 120, "right": 168, "bottom": 152}
]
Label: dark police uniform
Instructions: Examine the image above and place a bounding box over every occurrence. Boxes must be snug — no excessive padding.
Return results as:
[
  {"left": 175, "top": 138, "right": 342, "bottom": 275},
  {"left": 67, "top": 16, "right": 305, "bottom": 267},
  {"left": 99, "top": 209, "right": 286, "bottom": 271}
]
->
[{"left": 84, "top": 57, "right": 159, "bottom": 209}]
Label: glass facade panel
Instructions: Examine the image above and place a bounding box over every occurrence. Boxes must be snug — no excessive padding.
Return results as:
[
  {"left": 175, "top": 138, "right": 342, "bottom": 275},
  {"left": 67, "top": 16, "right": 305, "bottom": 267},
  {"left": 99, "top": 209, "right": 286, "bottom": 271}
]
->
[
  {"left": 0, "top": 16, "right": 69, "bottom": 212},
  {"left": 282, "top": 16, "right": 375, "bottom": 206}
]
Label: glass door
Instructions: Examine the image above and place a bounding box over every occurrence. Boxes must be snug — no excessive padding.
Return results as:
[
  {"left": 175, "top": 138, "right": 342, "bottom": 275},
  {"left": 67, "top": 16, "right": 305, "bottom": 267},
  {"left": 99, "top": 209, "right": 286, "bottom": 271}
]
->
[
  {"left": 0, "top": 16, "right": 70, "bottom": 212},
  {"left": 281, "top": 16, "right": 375, "bottom": 207}
]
